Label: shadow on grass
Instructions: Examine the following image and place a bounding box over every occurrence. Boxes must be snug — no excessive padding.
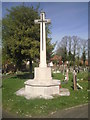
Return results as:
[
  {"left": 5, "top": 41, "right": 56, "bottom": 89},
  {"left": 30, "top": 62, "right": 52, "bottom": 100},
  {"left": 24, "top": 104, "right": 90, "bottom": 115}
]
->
[{"left": 12, "top": 73, "right": 34, "bottom": 80}]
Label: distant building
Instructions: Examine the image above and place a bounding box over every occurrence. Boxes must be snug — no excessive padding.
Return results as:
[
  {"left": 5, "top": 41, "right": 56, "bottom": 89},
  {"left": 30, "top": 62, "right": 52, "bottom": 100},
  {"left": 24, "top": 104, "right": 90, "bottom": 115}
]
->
[
  {"left": 50, "top": 55, "right": 62, "bottom": 65},
  {"left": 80, "top": 59, "right": 88, "bottom": 66}
]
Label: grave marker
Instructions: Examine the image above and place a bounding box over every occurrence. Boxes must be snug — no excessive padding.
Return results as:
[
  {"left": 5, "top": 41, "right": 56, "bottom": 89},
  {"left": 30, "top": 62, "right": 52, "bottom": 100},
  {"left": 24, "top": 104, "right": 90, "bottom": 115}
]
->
[{"left": 73, "top": 70, "right": 77, "bottom": 90}]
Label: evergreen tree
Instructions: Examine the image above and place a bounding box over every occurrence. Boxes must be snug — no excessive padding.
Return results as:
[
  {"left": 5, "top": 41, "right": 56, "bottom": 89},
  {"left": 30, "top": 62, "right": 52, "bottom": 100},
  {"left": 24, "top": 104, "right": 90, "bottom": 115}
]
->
[{"left": 2, "top": 5, "right": 54, "bottom": 73}]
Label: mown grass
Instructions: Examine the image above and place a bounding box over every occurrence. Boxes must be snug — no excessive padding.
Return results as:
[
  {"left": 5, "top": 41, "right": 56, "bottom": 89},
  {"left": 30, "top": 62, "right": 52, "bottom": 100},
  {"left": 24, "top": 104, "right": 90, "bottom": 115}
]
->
[{"left": 2, "top": 71, "right": 88, "bottom": 117}]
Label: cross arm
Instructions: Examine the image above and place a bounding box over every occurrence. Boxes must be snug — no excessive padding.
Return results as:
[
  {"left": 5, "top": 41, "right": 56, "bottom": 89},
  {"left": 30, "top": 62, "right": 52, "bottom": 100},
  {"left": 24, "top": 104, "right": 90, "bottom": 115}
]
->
[
  {"left": 34, "top": 19, "right": 51, "bottom": 24},
  {"left": 46, "top": 19, "right": 51, "bottom": 24},
  {"left": 34, "top": 20, "right": 40, "bottom": 24}
]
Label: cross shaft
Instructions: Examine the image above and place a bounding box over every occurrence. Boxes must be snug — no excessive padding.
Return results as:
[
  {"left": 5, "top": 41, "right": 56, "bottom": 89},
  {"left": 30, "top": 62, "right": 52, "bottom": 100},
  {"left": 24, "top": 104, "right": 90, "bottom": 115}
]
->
[{"left": 34, "top": 12, "right": 51, "bottom": 67}]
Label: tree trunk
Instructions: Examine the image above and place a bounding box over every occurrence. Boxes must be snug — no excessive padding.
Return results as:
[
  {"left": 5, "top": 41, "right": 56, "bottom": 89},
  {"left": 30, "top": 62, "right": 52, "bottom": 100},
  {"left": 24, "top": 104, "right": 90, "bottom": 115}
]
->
[
  {"left": 29, "top": 59, "right": 34, "bottom": 79},
  {"left": 29, "top": 59, "right": 32, "bottom": 74},
  {"left": 16, "top": 59, "right": 22, "bottom": 72}
]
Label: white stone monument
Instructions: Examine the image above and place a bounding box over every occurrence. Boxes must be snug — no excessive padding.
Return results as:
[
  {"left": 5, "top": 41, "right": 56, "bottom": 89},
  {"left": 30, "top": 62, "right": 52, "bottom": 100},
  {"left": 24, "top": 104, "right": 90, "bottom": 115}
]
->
[
  {"left": 65, "top": 69, "right": 69, "bottom": 81},
  {"left": 16, "top": 12, "right": 61, "bottom": 99}
]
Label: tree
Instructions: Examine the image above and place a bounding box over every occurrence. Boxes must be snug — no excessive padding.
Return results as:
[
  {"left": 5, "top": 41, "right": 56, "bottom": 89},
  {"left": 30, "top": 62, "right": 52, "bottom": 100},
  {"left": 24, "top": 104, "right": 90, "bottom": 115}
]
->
[
  {"left": 56, "top": 35, "right": 88, "bottom": 68},
  {"left": 56, "top": 36, "right": 68, "bottom": 63},
  {"left": 68, "top": 36, "right": 72, "bottom": 60},
  {"left": 72, "top": 36, "right": 78, "bottom": 69},
  {"left": 45, "top": 24, "right": 56, "bottom": 62},
  {"left": 2, "top": 5, "right": 40, "bottom": 72},
  {"left": 81, "top": 39, "right": 88, "bottom": 66},
  {"left": 2, "top": 5, "right": 54, "bottom": 73},
  {"left": 68, "top": 36, "right": 71, "bottom": 54},
  {"left": 76, "top": 38, "right": 81, "bottom": 67},
  {"left": 76, "top": 38, "right": 81, "bottom": 60}
]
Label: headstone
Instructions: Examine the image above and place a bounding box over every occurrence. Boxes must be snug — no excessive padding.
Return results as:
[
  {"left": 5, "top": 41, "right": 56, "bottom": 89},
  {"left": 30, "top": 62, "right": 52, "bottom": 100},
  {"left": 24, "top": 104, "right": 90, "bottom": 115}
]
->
[
  {"left": 77, "top": 83, "right": 83, "bottom": 89},
  {"left": 63, "top": 65, "right": 65, "bottom": 75},
  {"left": 56, "top": 70, "right": 61, "bottom": 73},
  {"left": 66, "top": 69, "right": 69, "bottom": 81},
  {"left": 59, "top": 88, "right": 70, "bottom": 96},
  {"left": 64, "top": 68, "right": 69, "bottom": 81},
  {"left": 48, "top": 61, "right": 53, "bottom": 67},
  {"left": 73, "top": 70, "right": 77, "bottom": 90}
]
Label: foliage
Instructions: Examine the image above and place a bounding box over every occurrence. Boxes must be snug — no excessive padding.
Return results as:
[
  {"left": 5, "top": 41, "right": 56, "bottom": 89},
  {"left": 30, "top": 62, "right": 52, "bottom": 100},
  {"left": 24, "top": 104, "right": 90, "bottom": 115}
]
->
[
  {"left": 56, "top": 36, "right": 68, "bottom": 63},
  {"left": 2, "top": 5, "right": 55, "bottom": 71},
  {"left": 2, "top": 5, "right": 40, "bottom": 70},
  {"left": 56, "top": 36, "right": 88, "bottom": 66},
  {"left": 82, "top": 52, "right": 86, "bottom": 67},
  {"left": 81, "top": 39, "right": 87, "bottom": 66},
  {"left": 46, "top": 38, "right": 55, "bottom": 62},
  {"left": 51, "top": 55, "right": 61, "bottom": 65}
]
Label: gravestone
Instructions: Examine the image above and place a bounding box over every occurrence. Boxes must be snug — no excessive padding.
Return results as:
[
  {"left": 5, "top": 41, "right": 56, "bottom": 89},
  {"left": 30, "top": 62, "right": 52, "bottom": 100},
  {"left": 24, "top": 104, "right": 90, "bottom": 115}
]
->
[
  {"left": 16, "top": 12, "right": 61, "bottom": 99},
  {"left": 73, "top": 70, "right": 77, "bottom": 90},
  {"left": 59, "top": 88, "right": 70, "bottom": 96},
  {"left": 63, "top": 65, "right": 65, "bottom": 75},
  {"left": 65, "top": 69, "right": 69, "bottom": 81}
]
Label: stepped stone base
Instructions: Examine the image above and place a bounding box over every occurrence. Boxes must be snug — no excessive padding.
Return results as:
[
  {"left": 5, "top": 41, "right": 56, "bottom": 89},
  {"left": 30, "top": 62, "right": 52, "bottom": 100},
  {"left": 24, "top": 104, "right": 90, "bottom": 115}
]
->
[
  {"left": 16, "top": 67, "right": 61, "bottom": 99},
  {"left": 16, "top": 80, "right": 60, "bottom": 99}
]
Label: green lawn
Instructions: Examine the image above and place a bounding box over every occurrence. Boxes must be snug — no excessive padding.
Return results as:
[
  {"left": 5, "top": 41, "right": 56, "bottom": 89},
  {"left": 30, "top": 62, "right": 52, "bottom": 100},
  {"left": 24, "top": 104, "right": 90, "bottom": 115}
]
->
[{"left": 2, "top": 71, "right": 88, "bottom": 117}]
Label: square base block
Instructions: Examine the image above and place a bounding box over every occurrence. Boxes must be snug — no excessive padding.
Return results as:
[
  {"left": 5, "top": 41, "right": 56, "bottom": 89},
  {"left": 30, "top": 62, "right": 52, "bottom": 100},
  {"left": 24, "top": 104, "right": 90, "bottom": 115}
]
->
[{"left": 34, "top": 67, "right": 52, "bottom": 82}]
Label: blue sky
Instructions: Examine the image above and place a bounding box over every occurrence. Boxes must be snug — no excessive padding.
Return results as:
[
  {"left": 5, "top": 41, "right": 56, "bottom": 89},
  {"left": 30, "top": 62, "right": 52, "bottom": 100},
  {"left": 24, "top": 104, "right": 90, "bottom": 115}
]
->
[{"left": 2, "top": 2, "right": 88, "bottom": 46}]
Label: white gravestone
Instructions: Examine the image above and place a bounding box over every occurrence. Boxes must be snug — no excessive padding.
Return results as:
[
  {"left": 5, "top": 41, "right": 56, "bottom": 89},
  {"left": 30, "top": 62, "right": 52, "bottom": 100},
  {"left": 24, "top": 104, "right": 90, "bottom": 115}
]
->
[
  {"left": 16, "top": 12, "right": 61, "bottom": 99},
  {"left": 65, "top": 69, "right": 69, "bottom": 81}
]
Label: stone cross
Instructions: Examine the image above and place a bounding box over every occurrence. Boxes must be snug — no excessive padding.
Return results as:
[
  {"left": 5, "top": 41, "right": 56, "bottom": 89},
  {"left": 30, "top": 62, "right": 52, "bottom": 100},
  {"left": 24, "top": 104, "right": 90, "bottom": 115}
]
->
[
  {"left": 66, "top": 69, "right": 69, "bottom": 81},
  {"left": 34, "top": 12, "right": 51, "bottom": 67}
]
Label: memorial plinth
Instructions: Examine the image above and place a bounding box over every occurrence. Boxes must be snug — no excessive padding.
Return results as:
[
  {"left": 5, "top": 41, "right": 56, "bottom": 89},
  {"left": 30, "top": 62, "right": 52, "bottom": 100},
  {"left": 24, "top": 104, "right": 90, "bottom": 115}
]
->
[
  {"left": 16, "top": 12, "right": 61, "bottom": 99},
  {"left": 24, "top": 67, "right": 60, "bottom": 99}
]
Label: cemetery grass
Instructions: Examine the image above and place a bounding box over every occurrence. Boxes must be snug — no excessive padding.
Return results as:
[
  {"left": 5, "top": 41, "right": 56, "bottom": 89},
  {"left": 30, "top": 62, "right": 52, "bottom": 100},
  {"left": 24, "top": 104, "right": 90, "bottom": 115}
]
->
[{"left": 2, "top": 72, "right": 88, "bottom": 117}]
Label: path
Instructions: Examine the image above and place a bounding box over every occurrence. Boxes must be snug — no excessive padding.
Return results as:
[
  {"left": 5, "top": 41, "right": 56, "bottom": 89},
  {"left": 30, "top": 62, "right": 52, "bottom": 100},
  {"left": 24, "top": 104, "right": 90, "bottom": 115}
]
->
[
  {"left": 2, "top": 104, "right": 88, "bottom": 118},
  {"left": 48, "top": 104, "right": 88, "bottom": 118}
]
